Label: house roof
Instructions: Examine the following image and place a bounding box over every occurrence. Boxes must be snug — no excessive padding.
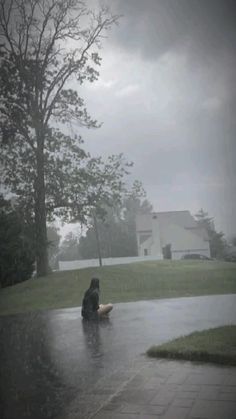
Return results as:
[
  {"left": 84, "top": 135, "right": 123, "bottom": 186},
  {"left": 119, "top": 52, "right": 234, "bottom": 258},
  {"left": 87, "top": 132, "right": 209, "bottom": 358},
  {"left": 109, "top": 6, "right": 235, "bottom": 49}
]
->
[
  {"left": 136, "top": 210, "right": 209, "bottom": 241},
  {"left": 154, "top": 211, "right": 197, "bottom": 229}
]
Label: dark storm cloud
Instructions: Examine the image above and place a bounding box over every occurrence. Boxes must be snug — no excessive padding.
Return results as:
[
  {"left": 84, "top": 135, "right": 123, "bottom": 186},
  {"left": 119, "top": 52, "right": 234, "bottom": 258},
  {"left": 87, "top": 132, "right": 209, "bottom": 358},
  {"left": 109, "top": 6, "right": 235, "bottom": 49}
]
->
[
  {"left": 109, "top": 0, "right": 236, "bottom": 202},
  {"left": 79, "top": 0, "right": 236, "bottom": 236},
  {"left": 110, "top": 0, "right": 236, "bottom": 110},
  {"left": 111, "top": 0, "right": 236, "bottom": 61}
]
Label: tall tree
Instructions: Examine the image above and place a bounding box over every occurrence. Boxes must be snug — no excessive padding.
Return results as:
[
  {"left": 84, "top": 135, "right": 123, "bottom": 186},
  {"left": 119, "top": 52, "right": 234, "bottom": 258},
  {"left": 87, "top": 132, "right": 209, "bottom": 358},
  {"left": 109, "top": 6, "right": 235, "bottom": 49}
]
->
[
  {"left": 0, "top": 0, "right": 126, "bottom": 276},
  {"left": 195, "top": 209, "right": 226, "bottom": 259}
]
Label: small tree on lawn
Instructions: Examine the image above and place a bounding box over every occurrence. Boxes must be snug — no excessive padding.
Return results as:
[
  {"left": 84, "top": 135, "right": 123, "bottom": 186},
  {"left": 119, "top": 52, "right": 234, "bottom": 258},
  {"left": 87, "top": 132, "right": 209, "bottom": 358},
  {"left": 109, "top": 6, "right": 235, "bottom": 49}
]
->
[
  {"left": 195, "top": 209, "right": 226, "bottom": 259},
  {"left": 0, "top": 0, "right": 124, "bottom": 276},
  {"left": 78, "top": 195, "right": 152, "bottom": 259}
]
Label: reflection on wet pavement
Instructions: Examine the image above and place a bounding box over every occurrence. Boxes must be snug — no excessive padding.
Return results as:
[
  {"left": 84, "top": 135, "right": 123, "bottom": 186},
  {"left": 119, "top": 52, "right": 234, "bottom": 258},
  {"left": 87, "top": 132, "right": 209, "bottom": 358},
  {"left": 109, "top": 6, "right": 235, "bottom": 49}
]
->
[{"left": 0, "top": 294, "right": 236, "bottom": 419}]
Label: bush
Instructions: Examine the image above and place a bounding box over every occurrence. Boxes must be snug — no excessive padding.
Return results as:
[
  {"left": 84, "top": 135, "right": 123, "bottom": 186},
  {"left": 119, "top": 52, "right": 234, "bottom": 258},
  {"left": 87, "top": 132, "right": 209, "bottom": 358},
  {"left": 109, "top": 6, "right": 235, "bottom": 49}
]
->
[{"left": 0, "top": 197, "right": 35, "bottom": 288}]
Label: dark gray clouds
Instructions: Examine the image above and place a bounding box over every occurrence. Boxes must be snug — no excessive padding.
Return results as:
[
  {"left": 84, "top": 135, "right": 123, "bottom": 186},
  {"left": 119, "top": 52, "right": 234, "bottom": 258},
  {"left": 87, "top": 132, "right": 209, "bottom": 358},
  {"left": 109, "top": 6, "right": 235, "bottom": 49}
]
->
[
  {"left": 69, "top": 0, "right": 236, "bottom": 237},
  {"left": 111, "top": 0, "right": 236, "bottom": 60}
]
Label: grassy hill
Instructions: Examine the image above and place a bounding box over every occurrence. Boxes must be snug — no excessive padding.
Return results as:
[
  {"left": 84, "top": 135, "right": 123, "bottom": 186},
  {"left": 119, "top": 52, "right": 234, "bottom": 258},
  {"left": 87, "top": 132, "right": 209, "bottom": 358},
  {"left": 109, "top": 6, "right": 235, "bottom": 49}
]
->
[{"left": 0, "top": 260, "right": 236, "bottom": 316}]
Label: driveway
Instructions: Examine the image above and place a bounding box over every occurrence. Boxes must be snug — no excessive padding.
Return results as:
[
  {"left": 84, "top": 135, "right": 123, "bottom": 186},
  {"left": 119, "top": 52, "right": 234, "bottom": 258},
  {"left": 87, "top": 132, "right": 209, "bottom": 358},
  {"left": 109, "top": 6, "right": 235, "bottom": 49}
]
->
[{"left": 0, "top": 294, "right": 235, "bottom": 419}]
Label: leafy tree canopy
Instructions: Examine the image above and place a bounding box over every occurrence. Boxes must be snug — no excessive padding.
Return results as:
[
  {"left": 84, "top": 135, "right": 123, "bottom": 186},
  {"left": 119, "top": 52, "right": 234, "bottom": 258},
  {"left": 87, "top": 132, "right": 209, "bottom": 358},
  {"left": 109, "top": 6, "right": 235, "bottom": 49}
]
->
[
  {"left": 0, "top": 0, "right": 140, "bottom": 276},
  {"left": 195, "top": 209, "right": 226, "bottom": 259}
]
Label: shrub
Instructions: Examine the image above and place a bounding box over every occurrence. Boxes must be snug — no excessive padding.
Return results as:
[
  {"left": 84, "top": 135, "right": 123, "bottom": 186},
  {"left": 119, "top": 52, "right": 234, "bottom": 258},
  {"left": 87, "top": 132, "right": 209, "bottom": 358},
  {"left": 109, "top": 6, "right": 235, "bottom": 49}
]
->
[{"left": 0, "top": 197, "right": 35, "bottom": 288}]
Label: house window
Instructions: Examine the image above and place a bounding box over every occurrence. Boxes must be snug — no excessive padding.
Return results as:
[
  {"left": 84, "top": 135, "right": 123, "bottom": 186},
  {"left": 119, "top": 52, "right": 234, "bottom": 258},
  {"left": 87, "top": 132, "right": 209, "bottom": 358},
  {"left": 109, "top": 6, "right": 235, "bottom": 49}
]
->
[{"left": 144, "top": 248, "right": 148, "bottom": 256}]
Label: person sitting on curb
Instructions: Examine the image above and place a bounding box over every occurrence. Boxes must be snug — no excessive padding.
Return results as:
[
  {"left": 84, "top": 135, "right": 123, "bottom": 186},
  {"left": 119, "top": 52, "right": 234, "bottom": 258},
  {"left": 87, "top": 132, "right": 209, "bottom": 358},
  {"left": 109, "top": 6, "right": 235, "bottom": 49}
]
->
[{"left": 81, "top": 277, "right": 113, "bottom": 320}]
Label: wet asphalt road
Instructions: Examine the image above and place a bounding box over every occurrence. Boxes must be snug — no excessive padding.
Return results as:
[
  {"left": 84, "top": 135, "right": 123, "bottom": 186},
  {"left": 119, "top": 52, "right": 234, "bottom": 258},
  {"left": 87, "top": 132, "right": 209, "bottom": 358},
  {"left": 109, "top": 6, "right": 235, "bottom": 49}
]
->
[{"left": 0, "top": 294, "right": 236, "bottom": 419}]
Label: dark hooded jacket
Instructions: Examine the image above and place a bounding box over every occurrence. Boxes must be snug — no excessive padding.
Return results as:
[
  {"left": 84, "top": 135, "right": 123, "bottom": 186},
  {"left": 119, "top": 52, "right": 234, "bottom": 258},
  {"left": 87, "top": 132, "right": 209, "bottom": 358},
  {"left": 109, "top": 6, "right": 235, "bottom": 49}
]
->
[{"left": 81, "top": 278, "right": 100, "bottom": 320}]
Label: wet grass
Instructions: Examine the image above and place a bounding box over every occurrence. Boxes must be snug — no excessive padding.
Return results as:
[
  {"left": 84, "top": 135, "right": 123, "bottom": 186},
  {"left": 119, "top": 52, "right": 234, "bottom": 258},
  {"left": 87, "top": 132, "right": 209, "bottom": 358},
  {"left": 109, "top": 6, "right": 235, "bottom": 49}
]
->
[
  {"left": 0, "top": 260, "right": 236, "bottom": 315},
  {"left": 147, "top": 325, "right": 236, "bottom": 366}
]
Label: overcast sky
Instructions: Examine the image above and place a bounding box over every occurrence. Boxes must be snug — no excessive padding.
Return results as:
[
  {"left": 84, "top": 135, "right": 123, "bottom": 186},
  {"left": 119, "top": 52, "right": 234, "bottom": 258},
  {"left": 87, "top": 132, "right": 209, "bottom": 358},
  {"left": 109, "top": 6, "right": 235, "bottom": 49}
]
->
[{"left": 65, "top": 0, "right": 236, "bottom": 238}]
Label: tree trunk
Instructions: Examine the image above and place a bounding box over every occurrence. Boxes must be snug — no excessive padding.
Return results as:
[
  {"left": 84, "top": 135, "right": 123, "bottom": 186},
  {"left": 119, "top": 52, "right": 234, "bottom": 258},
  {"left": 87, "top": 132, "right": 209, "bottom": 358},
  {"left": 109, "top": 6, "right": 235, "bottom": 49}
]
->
[
  {"left": 35, "top": 133, "right": 49, "bottom": 277},
  {"left": 93, "top": 212, "right": 102, "bottom": 267}
]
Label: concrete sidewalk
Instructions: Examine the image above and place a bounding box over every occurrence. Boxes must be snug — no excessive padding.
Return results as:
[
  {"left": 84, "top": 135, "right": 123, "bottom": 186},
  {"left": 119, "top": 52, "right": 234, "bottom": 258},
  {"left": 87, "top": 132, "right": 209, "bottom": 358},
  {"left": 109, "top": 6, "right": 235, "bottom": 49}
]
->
[{"left": 92, "top": 359, "right": 236, "bottom": 419}]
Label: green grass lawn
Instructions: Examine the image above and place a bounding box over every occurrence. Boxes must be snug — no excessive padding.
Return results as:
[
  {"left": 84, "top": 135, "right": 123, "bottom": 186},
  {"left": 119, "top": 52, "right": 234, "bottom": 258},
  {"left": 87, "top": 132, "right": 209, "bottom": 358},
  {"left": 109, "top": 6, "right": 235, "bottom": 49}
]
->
[
  {"left": 0, "top": 260, "right": 236, "bottom": 316},
  {"left": 147, "top": 325, "right": 236, "bottom": 365}
]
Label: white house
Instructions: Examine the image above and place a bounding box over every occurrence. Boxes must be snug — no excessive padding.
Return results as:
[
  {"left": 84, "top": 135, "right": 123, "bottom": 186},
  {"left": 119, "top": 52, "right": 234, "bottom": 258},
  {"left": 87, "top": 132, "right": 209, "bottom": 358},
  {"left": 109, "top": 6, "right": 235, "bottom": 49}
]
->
[{"left": 136, "top": 211, "right": 210, "bottom": 260}]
